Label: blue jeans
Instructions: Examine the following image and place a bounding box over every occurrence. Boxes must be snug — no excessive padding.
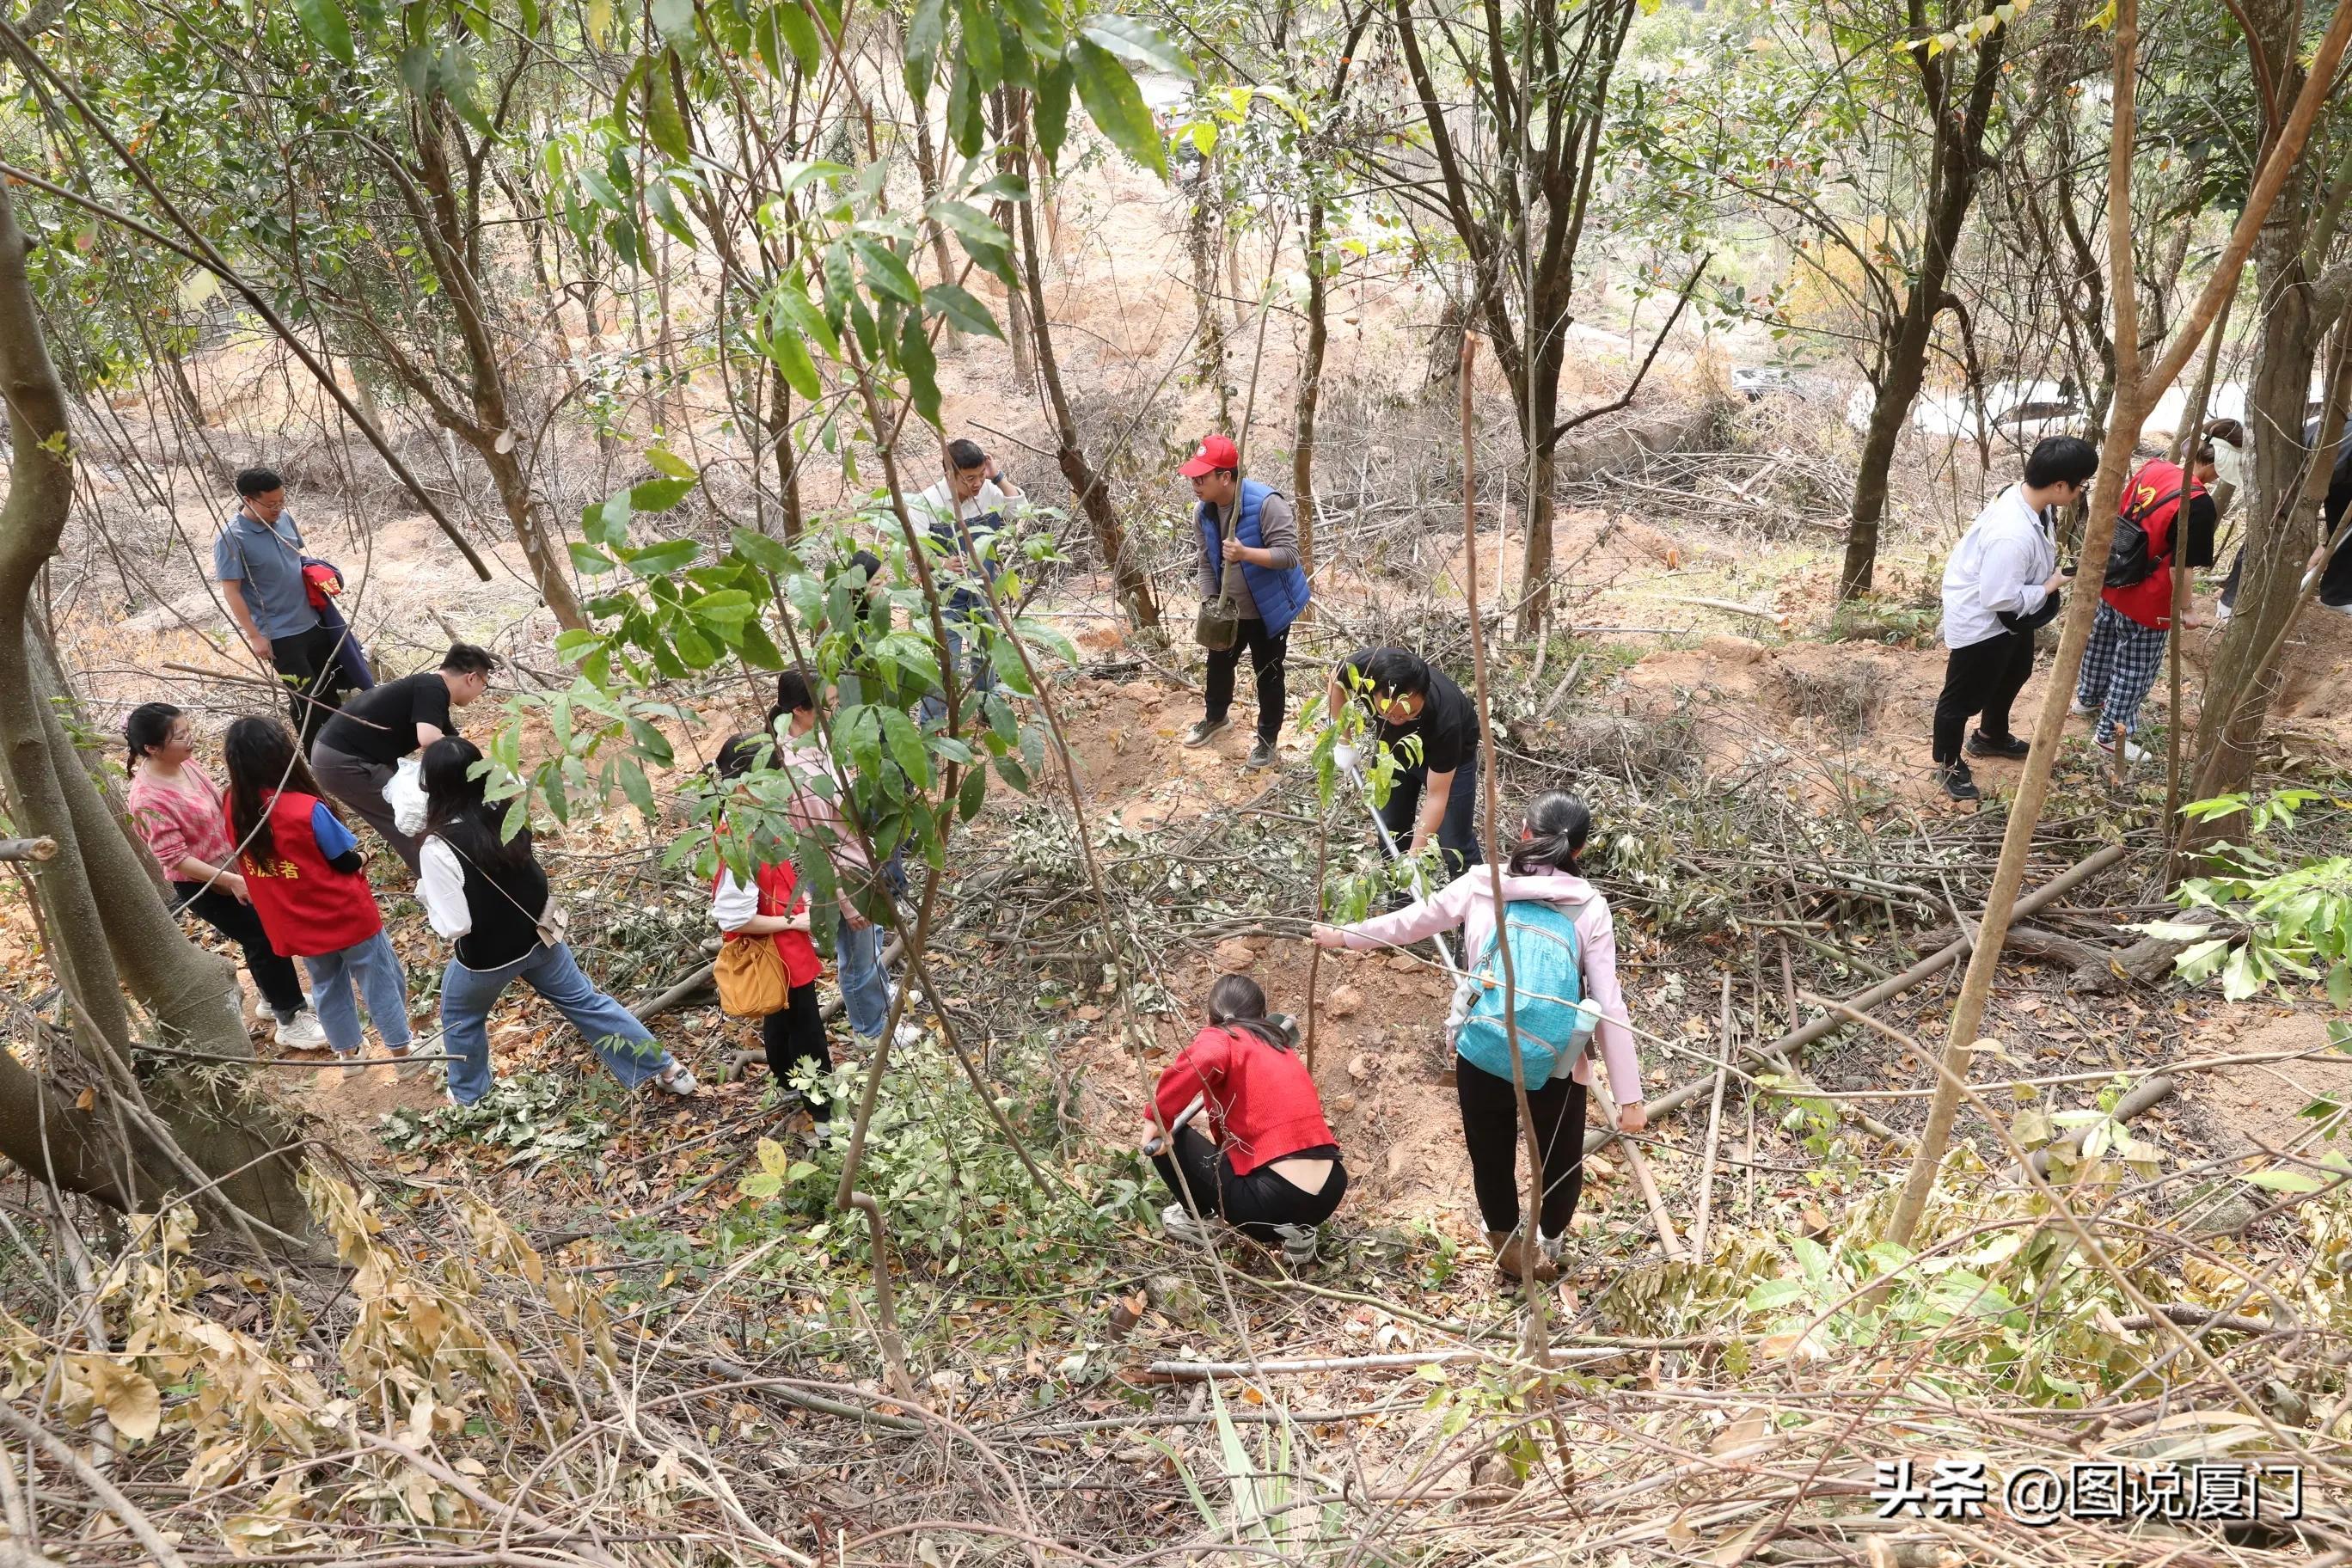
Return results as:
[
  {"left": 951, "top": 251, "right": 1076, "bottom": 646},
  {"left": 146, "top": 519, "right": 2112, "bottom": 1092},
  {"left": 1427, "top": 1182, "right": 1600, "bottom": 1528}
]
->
[
  {"left": 303, "top": 930, "right": 413, "bottom": 1057},
  {"left": 438, "top": 941, "right": 672, "bottom": 1106},
  {"left": 836, "top": 916, "right": 892, "bottom": 1038},
  {"left": 916, "top": 621, "right": 1000, "bottom": 726}
]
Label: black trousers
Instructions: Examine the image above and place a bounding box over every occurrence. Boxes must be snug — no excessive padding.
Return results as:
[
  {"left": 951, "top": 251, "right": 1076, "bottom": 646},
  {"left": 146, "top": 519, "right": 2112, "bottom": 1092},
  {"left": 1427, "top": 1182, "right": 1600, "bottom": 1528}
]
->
[
  {"left": 169, "top": 881, "right": 308, "bottom": 1020},
  {"left": 1151, "top": 1126, "right": 1348, "bottom": 1242},
  {"left": 761, "top": 982, "right": 832, "bottom": 1118},
  {"left": 1455, "top": 1057, "right": 1588, "bottom": 1239},
  {"left": 1931, "top": 630, "right": 2036, "bottom": 765},
  {"left": 269, "top": 622, "right": 348, "bottom": 750},
  {"left": 1204, "top": 619, "right": 1289, "bottom": 744},
  {"left": 1375, "top": 747, "right": 1485, "bottom": 874}
]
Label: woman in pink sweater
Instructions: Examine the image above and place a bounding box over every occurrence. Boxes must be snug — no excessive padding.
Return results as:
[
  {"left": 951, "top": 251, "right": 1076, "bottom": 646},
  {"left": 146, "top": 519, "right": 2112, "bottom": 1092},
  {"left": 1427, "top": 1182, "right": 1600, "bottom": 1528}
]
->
[{"left": 1314, "top": 792, "right": 1643, "bottom": 1280}]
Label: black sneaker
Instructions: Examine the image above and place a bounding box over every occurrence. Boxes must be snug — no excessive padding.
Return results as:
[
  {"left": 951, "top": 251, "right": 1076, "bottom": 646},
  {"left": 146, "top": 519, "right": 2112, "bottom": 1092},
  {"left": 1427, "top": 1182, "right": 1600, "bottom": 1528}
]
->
[
  {"left": 1967, "top": 730, "right": 2030, "bottom": 760},
  {"left": 1244, "top": 737, "right": 1277, "bottom": 769},
  {"left": 1939, "top": 761, "right": 1980, "bottom": 800},
  {"left": 1181, "top": 716, "right": 1230, "bottom": 748}
]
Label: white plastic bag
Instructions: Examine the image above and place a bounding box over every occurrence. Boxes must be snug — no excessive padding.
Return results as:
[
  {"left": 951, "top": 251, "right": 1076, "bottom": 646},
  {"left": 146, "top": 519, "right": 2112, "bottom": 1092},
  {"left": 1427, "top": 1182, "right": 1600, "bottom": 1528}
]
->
[{"left": 387, "top": 756, "right": 428, "bottom": 836}]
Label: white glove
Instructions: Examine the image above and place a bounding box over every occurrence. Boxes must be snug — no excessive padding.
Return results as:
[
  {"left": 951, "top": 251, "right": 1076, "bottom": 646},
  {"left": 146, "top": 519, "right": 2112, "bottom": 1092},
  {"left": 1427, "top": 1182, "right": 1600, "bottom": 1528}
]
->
[{"left": 1332, "top": 743, "right": 1360, "bottom": 773}]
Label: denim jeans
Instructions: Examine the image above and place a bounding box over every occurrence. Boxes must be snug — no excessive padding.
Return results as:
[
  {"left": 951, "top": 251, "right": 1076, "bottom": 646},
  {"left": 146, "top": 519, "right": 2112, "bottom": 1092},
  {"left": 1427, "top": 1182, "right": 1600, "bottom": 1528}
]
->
[
  {"left": 438, "top": 941, "right": 672, "bottom": 1106},
  {"left": 303, "top": 930, "right": 413, "bottom": 1057},
  {"left": 836, "top": 915, "right": 892, "bottom": 1038},
  {"left": 916, "top": 621, "right": 1000, "bottom": 726}
]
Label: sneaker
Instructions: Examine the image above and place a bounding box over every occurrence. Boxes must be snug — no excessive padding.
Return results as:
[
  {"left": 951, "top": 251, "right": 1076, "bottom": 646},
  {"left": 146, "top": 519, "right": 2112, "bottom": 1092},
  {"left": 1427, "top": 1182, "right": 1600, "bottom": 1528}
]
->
[
  {"left": 854, "top": 1018, "right": 927, "bottom": 1052},
  {"left": 2322, "top": 598, "right": 2352, "bottom": 618},
  {"left": 1271, "top": 1223, "right": 1320, "bottom": 1267},
  {"left": 652, "top": 1058, "right": 700, "bottom": 1096},
  {"left": 328, "top": 1049, "right": 366, "bottom": 1070},
  {"left": 1539, "top": 1232, "right": 1566, "bottom": 1266},
  {"left": 2214, "top": 599, "right": 2234, "bottom": 627},
  {"left": 2067, "top": 697, "right": 2098, "bottom": 719},
  {"left": 2101, "top": 735, "right": 2150, "bottom": 765},
  {"left": 1966, "top": 730, "right": 2030, "bottom": 759},
  {"left": 275, "top": 1009, "right": 328, "bottom": 1049},
  {"left": 387, "top": 1045, "right": 426, "bottom": 1079},
  {"left": 1180, "top": 717, "right": 1230, "bottom": 748},
  {"left": 1938, "top": 761, "right": 1980, "bottom": 801},
  {"left": 1161, "top": 1202, "right": 1215, "bottom": 1246},
  {"left": 1243, "top": 737, "right": 1277, "bottom": 769}
]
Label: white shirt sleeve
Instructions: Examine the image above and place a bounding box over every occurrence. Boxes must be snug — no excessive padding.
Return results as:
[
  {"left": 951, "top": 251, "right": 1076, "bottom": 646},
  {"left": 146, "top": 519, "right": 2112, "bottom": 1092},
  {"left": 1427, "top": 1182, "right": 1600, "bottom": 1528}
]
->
[
  {"left": 712, "top": 866, "right": 760, "bottom": 932},
  {"left": 418, "top": 836, "right": 473, "bottom": 940},
  {"left": 1978, "top": 530, "right": 2048, "bottom": 617}
]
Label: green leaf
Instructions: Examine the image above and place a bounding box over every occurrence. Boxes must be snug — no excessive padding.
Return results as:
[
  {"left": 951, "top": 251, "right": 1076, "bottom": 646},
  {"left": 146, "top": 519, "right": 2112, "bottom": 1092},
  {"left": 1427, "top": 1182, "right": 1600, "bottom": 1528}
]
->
[
  {"left": 624, "top": 716, "right": 676, "bottom": 765},
  {"left": 923, "top": 283, "right": 1001, "bottom": 339},
  {"left": 905, "top": 0, "right": 948, "bottom": 93},
  {"left": 582, "top": 492, "right": 632, "bottom": 548},
  {"left": 928, "top": 199, "right": 1008, "bottom": 250},
  {"left": 650, "top": 0, "right": 696, "bottom": 46},
  {"left": 1035, "top": 60, "right": 1073, "bottom": 166},
  {"left": 569, "top": 542, "right": 620, "bottom": 576},
  {"left": 622, "top": 539, "right": 701, "bottom": 577},
  {"left": 1069, "top": 39, "right": 1163, "bottom": 176},
  {"left": 770, "top": 283, "right": 842, "bottom": 361},
  {"left": 958, "top": 0, "right": 1002, "bottom": 88},
  {"left": 1743, "top": 1278, "right": 1804, "bottom": 1311},
  {"left": 1081, "top": 15, "right": 1192, "bottom": 77},
  {"left": 672, "top": 620, "right": 719, "bottom": 667},
  {"left": 971, "top": 171, "right": 1030, "bottom": 201},
  {"left": 769, "top": 1, "right": 821, "bottom": 72},
  {"left": 987, "top": 632, "right": 1033, "bottom": 695},
  {"left": 758, "top": 320, "right": 821, "bottom": 398},
  {"left": 646, "top": 446, "right": 697, "bottom": 481},
  {"left": 620, "top": 759, "right": 657, "bottom": 818},
  {"left": 645, "top": 55, "right": 694, "bottom": 163},
  {"left": 958, "top": 763, "right": 987, "bottom": 820},
  {"left": 999, "top": 0, "right": 1065, "bottom": 58},
  {"left": 295, "top": 0, "right": 356, "bottom": 66},
  {"left": 945, "top": 56, "right": 983, "bottom": 157},
  {"left": 2245, "top": 1168, "right": 2327, "bottom": 1193},
  {"left": 879, "top": 707, "right": 934, "bottom": 788},
  {"left": 732, "top": 526, "right": 796, "bottom": 575},
  {"left": 851, "top": 236, "right": 921, "bottom": 305},
  {"left": 2329, "top": 959, "right": 2351, "bottom": 1008},
  {"left": 739, "top": 1173, "right": 784, "bottom": 1199},
  {"left": 629, "top": 476, "right": 697, "bottom": 512},
  {"left": 898, "top": 311, "right": 942, "bottom": 426}
]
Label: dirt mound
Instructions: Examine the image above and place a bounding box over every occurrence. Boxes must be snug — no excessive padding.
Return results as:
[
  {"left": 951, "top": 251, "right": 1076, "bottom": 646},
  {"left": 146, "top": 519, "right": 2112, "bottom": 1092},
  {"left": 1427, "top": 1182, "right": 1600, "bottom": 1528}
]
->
[{"left": 2180, "top": 1011, "right": 2352, "bottom": 1160}]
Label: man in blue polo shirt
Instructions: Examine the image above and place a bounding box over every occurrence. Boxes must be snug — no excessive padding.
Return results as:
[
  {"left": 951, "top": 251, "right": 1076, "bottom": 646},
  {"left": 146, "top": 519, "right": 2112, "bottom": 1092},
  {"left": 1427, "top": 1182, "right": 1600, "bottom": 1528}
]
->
[
  {"left": 1181, "top": 433, "right": 1309, "bottom": 769},
  {"left": 212, "top": 467, "right": 347, "bottom": 746}
]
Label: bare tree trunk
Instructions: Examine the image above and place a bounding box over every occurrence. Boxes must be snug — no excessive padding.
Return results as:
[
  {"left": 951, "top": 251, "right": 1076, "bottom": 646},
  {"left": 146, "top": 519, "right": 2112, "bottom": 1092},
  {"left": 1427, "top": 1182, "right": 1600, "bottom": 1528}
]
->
[
  {"left": 1187, "top": 160, "right": 1230, "bottom": 426},
  {"left": 1841, "top": 21, "right": 2006, "bottom": 599},
  {"left": 1014, "top": 113, "right": 1161, "bottom": 631},
  {"left": 1294, "top": 199, "right": 1329, "bottom": 588},
  {"left": 0, "top": 176, "right": 311, "bottom": 1240}
]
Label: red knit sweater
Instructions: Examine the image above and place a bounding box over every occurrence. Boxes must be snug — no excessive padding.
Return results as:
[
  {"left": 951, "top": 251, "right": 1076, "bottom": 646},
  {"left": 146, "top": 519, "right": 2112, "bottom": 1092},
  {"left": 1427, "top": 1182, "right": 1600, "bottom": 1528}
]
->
[
  {"left": 1152, "top": 1026, "right": 1337, "bottom": 1175},
  {"left": 714, "top": 859, "right": 821, "bottom": 987}
]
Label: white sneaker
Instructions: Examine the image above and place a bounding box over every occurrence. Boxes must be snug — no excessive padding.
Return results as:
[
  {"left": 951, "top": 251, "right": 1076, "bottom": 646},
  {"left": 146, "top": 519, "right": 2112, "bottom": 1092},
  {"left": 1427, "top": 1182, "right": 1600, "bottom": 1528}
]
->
[
  {"left": 2101, "top": 736, "right": 2149, "bottom": 764},
  {"left": 387, "top": 1046, "right": 427, "bottom": 1079},
  {"left": 854, "top": 1019, "right": 926, "bottom": 1051},
  {"left": 652, "top": 1058, "right": 700, "bottom": 1095},
  {"left": 2068, "top": 697, "right": 2098, "bottom": 718},
  {"left": 1539, "top": 1231, "right": 1566, "bottom": 1265},
  {"left": 276, "top": 1009, "right": 328, "bottom": 1049},
  {"left": 1161, "top": 1202, "right": 1215, "bottom": 1246},
  {"left": 1271, "top": 1223, "right": 1320, "bottom": 1267}
]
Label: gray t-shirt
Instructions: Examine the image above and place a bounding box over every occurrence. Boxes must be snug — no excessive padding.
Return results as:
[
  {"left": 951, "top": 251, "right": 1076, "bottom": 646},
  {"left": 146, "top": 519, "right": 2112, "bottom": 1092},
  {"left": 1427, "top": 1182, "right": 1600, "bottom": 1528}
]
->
[
  {"left": 1199, "top": 490, "right": 1299, "bottom": 620},
  {"left": 212, "top": 508, "right": 321, "bottom": 641}
]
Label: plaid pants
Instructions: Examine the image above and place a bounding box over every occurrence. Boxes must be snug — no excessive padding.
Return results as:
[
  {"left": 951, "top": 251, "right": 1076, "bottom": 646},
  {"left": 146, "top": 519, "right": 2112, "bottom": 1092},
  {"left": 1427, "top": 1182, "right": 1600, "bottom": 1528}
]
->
[{"left": 2073, "top": 602, "right": 2170, "bottom": 741}]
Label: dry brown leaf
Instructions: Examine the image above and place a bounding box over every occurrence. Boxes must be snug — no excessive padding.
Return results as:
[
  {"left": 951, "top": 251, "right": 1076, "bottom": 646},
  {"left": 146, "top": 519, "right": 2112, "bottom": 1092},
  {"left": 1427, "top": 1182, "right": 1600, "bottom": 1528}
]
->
[
  {"left": 89, "top": 1360, "right": 161, "bottom": 1442},
  {"left": 73, "top": 1086, "right": 95, "bottom": 1112}
]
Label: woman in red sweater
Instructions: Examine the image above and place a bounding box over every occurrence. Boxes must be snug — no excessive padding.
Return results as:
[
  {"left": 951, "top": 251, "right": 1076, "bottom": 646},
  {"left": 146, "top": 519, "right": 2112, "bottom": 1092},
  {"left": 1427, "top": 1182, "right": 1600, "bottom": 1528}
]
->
[
  {"left": 710, "top": 734, "right": 830, "bottom": 1117},
  {"left": 1146, "top": 974, "right": 1346, "bottom": 1266}
]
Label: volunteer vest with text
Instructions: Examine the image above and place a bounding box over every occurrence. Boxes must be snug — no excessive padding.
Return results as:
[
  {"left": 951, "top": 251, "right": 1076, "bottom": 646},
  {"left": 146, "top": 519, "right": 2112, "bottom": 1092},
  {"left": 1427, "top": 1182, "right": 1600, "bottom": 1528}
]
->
[{"left": 233, "top": 791, "right": 383, "bottom": 957}]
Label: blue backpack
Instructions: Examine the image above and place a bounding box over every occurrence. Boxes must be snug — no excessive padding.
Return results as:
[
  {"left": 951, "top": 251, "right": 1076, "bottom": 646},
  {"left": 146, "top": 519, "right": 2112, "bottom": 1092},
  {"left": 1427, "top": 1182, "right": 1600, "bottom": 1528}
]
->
[{"left": 1456, "top": 900, "right": 1592, "bottom": 1087}]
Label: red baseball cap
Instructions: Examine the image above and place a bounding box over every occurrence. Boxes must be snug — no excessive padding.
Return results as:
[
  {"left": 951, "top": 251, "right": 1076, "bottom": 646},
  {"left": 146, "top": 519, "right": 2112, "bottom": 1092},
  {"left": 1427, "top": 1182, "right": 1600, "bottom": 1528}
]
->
[{"left": 1179, "top": 433, "right": 1240, "bottom": 477}]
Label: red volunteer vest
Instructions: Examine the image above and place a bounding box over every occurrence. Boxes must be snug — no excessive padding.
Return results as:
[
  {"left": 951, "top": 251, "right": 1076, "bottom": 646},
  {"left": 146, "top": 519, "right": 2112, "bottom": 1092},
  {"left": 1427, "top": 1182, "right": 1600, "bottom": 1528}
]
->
[
  {"left": 2104, "top": 458, "right": 2201, "bottom": 629},
  {"left": 231, "top": 790, "right": 383, "bottom": 957},
  {"left": 714, "top": 857, "right": 822, "bottom": 988}
]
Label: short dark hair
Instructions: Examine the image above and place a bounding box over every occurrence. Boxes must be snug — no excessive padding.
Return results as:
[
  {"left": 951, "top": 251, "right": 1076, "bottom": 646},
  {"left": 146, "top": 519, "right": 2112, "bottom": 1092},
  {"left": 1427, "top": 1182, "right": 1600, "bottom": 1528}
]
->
[
  {"left": 1357, "top": 647, "right": 1430, "bottom": 701},
  {"left": 945, "top": 438, "right": 987, "bottom": 472},
  {"left": 771, "top": 671, "right": 814, "bottom": 720},
  {"left": 235, "top": 467, "right": 284, "bottom": 498},
  {"left": 440, "top": 642, "right": 497, "bottom": 676},
  {"left": 125, "top": 701, "right": 181, "bottom": 766},
  {"left": 2024, "top": 436, "right": 2098, "bottom": 490},
  {"left": 2204, "top": 418, "right": 2245, "bottom": 447},
  {"left": 714, "top": 732, "right": 772, "bottom": 781}
]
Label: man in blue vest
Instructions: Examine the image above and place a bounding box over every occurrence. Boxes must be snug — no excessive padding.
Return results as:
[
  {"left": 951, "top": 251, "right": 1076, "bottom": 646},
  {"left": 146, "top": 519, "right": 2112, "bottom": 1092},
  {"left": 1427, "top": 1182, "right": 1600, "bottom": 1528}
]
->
[{"left": 1179, "top": 434, "right": 1309, "bottom": 769}]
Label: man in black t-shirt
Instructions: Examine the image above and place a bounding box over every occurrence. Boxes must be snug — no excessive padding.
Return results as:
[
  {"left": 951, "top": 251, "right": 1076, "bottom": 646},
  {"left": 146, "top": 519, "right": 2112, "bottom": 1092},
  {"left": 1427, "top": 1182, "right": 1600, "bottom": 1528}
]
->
[
  {"left": 1326, "top": 647, "right": 1485, "bottom": 874},
  {"left": 309, "top": 642, "right": 497, "bottom": 873}
]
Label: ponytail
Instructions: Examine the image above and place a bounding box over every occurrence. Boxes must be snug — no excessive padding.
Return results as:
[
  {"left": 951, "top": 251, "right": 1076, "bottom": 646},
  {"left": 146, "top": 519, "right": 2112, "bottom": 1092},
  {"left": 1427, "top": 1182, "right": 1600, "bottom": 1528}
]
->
[
  {"left": 1507, "top": 791, "right": 1591, "bottom": 878},
  {"left": 124, "top": 702, "right": 181, "bottom": 769},
  {"left": 1205, "top": 971, "right": 1291, "bottom": 1051}
]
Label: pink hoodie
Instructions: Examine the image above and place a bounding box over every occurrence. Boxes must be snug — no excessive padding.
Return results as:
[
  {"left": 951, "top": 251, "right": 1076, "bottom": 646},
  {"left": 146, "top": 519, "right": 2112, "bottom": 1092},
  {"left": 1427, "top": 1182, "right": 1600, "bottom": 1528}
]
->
[{"left": 1332, "top": 867, "right": 1643, "bottom": 1105}]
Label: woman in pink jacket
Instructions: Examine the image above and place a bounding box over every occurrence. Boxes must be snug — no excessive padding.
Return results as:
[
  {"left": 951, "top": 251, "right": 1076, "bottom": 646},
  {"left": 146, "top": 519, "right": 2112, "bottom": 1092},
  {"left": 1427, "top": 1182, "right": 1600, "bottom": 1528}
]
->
[{"left": 1314, "top": 792, "right": 1643, "bottom": 1281}]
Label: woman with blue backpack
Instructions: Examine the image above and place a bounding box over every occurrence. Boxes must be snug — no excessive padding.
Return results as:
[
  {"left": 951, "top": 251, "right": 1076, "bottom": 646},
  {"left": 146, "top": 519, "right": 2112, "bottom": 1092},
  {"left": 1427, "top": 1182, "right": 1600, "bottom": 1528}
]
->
[{"left": 1314, "top": 791, "right": 1642, "bottom": 1282}]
